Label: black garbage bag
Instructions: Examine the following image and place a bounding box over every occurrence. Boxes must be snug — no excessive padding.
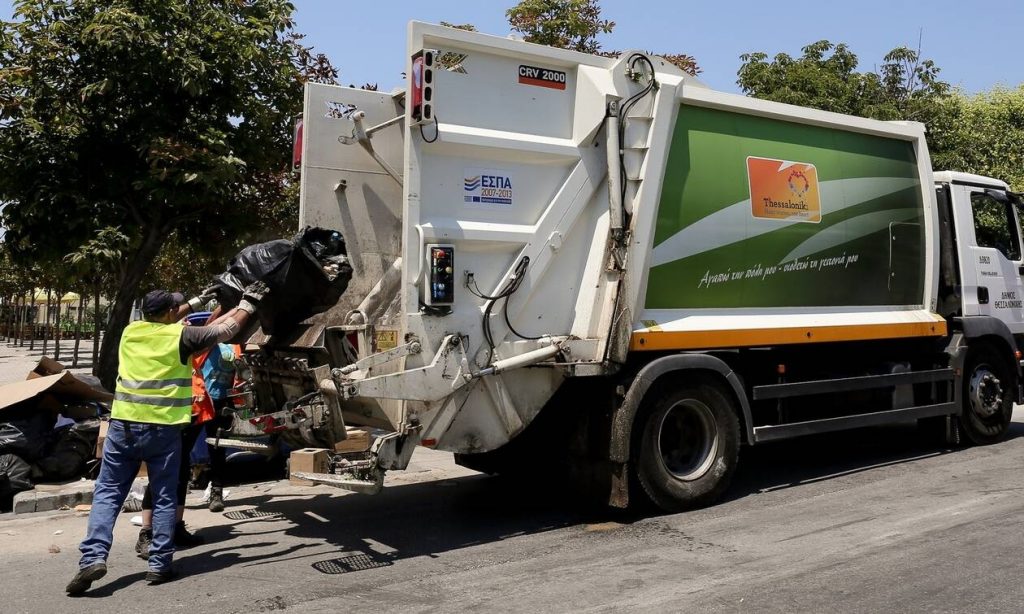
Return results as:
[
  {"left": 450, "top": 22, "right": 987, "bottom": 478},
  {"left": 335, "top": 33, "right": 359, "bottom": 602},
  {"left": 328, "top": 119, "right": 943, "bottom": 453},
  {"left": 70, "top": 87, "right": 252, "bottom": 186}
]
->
[
  {"left": 0, "top": 453, "right": 33, "bottom": 511},
  {"left": 0, "top": 407, "right": 57, "bottom": 461},
  {"left": 34, "top": 419, "right": 100, "bottom": 481},
  {"left": 212, "top": 227, "right": 353, "bottom": 334}
]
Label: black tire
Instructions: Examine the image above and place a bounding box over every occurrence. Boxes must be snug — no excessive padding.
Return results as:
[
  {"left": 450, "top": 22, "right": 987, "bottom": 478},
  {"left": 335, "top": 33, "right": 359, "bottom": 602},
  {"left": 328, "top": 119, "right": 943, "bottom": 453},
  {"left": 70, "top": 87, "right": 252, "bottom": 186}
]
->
[
  {"left": 633, "top": 381, "right": 740, "bottom": 512},
  {"left": 959, "top": 344, "right": 1014, "bottom": 445}
]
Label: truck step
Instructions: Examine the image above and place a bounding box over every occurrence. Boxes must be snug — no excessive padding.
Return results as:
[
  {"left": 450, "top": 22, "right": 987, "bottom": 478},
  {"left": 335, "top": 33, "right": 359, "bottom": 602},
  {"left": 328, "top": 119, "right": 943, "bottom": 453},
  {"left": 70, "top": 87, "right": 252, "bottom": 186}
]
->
[
  {"left": 204, "top": 437, "right": 276, "bottom": 454},
  {"left": 290, "top": 471, "right": 383, "bottom": 495},
  {"left": 752, "top": 402, "right": 958, "bottom": 443}
]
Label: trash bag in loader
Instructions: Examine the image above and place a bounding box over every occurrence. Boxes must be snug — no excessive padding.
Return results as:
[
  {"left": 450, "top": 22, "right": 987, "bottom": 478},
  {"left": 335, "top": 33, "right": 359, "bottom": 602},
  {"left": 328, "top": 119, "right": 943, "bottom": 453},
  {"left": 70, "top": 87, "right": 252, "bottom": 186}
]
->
[{"left": 212, "top": 227, "right": 353, "bottom": 334}]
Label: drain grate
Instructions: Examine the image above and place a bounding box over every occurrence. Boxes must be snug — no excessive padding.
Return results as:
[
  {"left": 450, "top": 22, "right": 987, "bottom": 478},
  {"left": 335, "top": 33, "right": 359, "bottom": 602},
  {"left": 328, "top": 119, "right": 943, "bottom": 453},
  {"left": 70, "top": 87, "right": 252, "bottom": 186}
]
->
[
  {"left": 223, "top": 508, "right": 283, "bottom": 521},
  {"left": 312, "top": 553, "right": 394, "bottom": 574}
]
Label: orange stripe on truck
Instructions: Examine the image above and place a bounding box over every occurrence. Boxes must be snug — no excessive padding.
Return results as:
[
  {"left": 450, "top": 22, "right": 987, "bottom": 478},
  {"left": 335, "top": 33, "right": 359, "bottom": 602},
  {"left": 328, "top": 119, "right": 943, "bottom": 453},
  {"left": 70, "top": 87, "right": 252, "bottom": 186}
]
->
[{"left": 630, "top": 320, "right": 948, "bottom": 351}]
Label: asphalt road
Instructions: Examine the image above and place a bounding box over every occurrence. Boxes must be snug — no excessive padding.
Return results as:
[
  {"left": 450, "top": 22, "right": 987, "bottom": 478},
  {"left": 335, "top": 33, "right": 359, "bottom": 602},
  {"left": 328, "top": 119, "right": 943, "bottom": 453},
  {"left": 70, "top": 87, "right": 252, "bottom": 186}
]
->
[{"left": 3, "top": 410, "right": 1024, "bottom": 613}]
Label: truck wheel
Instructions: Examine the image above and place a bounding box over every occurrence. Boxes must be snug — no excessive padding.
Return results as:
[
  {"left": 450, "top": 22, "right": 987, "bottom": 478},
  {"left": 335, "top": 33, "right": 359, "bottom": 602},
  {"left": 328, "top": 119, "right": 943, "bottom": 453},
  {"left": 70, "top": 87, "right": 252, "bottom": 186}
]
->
[
  {"left": 634, "top": 382, "right": 740, "bottom": 512},
  {"left": 960, "top": 345, "right": 1014, "bottom": 445}
]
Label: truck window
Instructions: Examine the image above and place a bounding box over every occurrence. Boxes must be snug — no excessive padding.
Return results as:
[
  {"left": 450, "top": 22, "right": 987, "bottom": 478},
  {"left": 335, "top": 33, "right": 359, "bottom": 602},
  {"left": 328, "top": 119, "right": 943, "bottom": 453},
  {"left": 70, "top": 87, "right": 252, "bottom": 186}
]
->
[{"left": 971, "top": 192, "right": 1021, "bottom": 261}]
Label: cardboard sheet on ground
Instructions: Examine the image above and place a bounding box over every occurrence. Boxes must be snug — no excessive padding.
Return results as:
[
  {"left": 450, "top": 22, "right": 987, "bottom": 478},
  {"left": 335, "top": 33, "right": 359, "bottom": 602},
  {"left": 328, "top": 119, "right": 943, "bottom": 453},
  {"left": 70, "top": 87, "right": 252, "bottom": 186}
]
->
[{"left": 0, "top": 357, "right": 113, "bottom": 417}]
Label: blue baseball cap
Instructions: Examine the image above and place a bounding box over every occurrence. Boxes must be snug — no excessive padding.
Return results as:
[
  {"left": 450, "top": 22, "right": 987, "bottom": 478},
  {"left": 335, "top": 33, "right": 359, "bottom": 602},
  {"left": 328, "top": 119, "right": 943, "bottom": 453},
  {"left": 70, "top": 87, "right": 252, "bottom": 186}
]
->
[{"left": 141, "top": 290, "right": 185, "bottom": 316}]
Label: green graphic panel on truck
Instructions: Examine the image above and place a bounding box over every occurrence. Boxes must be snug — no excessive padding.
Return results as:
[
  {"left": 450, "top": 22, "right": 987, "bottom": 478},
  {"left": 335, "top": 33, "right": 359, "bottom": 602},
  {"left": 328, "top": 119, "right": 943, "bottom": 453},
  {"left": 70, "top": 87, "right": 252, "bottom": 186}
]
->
[{"left": 646, "top": 105, "right": 925, "bottom": 309}]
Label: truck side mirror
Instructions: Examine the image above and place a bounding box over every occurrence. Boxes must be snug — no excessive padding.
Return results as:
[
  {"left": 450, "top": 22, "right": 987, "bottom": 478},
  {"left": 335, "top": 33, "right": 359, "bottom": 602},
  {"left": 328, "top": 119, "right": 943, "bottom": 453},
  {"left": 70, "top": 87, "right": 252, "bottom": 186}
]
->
[{"left": 984, "top": 188, "right": 1010, "bottom": 203}]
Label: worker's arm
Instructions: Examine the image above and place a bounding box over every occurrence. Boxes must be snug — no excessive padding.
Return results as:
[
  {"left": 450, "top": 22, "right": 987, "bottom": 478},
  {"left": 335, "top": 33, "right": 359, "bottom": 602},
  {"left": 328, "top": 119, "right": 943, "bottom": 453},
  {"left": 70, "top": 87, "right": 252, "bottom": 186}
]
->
[
  {"left": 177, "top": 283, "right": 267, "bottom": 364},
  {"left": 172, "top": 303, "right": 192, "bottom": 322},
  {"left": 177, "top": 309, "right": 252, "bottom": 364}
]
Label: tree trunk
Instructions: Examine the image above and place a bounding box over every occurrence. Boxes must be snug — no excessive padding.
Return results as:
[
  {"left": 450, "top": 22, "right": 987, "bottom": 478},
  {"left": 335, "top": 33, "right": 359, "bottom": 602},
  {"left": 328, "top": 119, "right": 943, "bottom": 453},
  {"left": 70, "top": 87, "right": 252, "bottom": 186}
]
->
[
  {"left": 41, "top": 288, "right": 53, "bottom": 355},
  {"left": 98, "top": 227, "right": 168, "bottom": 390},
  {"left": 28, "top": 292, "right": 36, "bottom": 351},
  {"left": 73, "top": 296, "right": 84, "bottom": 367},
  {"left": 5, "top": 295, "right": 11, "bottom": 343},
  {"left": 20, "top": 291, "right": 29, "bottom": 348},
  {"left": 54, "top": 294, "right": 63, "bottom": 362},
  {"left": 9, "top": 295, "right": 17, "bottom": 343},
  {"left": 2, "top": 295, "right": 10, "bottom": 342},
  {"left": 6, "top": 295, "right": 15, "bottom": 343},
  {"left": 92, "top": 284, "right": 101, "bottom": 374}
]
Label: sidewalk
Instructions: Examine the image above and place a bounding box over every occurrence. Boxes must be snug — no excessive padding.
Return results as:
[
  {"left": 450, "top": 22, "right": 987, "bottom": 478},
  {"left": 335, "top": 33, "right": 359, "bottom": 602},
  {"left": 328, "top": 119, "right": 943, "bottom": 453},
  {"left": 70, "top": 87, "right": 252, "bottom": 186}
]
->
[{"left": 0, "top": 338, "right": 99, "bottom": 385}]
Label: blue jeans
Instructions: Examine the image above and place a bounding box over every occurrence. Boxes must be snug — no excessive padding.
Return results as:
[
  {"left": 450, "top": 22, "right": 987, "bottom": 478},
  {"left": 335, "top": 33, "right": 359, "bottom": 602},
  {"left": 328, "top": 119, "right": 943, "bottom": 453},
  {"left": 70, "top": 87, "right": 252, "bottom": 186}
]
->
[{"left": 78, "top": 419, "right": 181, "bottom": 572}]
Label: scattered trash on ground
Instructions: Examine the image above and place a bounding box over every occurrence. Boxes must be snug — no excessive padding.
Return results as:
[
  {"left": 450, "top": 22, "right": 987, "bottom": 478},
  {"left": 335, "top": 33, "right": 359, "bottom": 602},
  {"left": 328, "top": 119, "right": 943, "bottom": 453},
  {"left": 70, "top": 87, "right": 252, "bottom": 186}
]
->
[
  {"left": 48, "top": 544, "right": 60, "bottom": 553},
  {"left": 200, "top": 483, "right": 231, "bottom": 504},
  {"left": 0, "top": 358, "right": 112, "bottom": 512}
]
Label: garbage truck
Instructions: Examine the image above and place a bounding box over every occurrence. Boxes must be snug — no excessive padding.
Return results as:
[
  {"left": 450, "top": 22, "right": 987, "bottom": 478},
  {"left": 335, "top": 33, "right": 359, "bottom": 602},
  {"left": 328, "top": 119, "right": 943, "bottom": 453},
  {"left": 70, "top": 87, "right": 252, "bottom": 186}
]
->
[{"left": 234, "top": 22, "right": 1023, "bottom": 511}]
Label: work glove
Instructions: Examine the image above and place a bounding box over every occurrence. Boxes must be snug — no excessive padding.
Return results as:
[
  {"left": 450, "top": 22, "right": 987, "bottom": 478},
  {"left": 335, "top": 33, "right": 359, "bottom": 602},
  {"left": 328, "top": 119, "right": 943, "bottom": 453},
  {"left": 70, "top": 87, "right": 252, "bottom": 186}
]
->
[
  {"left": 187, "top": 285, "right": 219, "bottom": 312},
  {"left": 238, "top": 281, "right": 270, "bottom": 314}
]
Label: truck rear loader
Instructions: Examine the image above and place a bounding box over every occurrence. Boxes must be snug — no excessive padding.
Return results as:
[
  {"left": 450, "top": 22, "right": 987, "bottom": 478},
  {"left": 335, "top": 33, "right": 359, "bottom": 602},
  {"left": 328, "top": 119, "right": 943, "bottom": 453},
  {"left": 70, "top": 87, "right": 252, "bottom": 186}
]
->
[{"left": 239, "top": 22, "right": 1023, "bottom": 511}]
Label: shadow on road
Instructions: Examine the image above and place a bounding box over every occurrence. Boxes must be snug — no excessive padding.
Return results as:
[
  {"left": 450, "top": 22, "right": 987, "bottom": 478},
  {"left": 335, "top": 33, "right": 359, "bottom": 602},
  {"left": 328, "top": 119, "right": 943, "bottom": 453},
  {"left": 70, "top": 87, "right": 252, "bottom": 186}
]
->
[
  {"left": 178, "top": 472, "right": 591, "bottom": 577},
  {"left": 175, "top": 418, "right": 1024, "bottom": 578},
  {"left": 726, "top": 419, "right": 1024, "bottom": 501}
]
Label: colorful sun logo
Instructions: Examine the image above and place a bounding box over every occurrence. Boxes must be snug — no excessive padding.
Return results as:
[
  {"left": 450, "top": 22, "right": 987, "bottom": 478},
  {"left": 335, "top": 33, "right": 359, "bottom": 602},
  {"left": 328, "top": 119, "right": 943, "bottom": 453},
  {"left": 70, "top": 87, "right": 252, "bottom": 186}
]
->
[{"left": 788, "top": 170, "right": 810, "bottom": 197}]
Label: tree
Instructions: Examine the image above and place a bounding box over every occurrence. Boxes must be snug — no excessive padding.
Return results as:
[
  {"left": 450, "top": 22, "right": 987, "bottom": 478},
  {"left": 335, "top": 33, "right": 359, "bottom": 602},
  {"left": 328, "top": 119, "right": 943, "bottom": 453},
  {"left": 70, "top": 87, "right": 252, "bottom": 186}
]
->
[
  {"left": 507, "top": 0, "right": 613, "bottom": 54},
  {"left": 505, "top": 0, "right": 700, "bottom": 76},
  {"left": 929, "top": 86, "right": 1024, "bottom": 192},
  {"left": 0, "top": 0, "right": 321, "bottom": 388},
  {"left": 737, "top": 40, "right": 949, "bottom": 122},
  {"left": 64, "top": 226, "right": 129, "bottom": 372}
]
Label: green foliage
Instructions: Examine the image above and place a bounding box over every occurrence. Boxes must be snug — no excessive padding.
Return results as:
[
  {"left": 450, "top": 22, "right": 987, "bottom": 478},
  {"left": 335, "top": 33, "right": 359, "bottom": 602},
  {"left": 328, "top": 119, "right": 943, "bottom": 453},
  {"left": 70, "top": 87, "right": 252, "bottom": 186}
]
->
[
  {"left": 0, "top": 1, "right": 304, "bottom": 265},
  {"left": 0, "top": 0, "right": 325, "bottom": 384},
  {"left": 507, "top": 0, "right": 614, "bottom": 54},
  {"left": 503, "top": 0, "right": 700, "bottom": 75},
  {"left": 63, "top": 226, "right": 129, "bottom": 294},
  {"left": 737, "top": 40, "right": 949, "bottom": 121},
  {"left": 0, "top": 242, "right": 38, "bottom": 298},
  {"left": 735, "top": 40, "right": 1024, "bottom": 193},
  {"left": 929, "top": 86, "right": 1024, "bottom": 191}
]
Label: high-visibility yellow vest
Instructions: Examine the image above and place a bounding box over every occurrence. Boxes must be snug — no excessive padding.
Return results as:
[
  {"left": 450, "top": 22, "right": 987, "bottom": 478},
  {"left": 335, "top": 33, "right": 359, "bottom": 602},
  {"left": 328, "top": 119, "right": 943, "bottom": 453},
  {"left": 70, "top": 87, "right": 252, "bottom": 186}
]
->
[{"left": 111, "top": 321, "right": 191, "bottom": 425}]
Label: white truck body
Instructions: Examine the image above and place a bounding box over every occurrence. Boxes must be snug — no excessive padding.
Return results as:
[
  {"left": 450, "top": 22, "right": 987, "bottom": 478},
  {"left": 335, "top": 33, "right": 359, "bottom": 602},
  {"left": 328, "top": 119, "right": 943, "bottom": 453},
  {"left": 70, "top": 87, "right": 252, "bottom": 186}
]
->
[{"left": 261, "top": 22, "right": 1022, "bottom": 509}]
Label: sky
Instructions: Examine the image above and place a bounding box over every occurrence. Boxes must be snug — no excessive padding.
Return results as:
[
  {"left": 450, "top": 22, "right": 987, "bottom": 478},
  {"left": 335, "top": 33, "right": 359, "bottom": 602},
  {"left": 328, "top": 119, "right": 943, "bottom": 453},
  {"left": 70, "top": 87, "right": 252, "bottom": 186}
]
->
[
  {"left": 1, "top": 0, "right": 1022, "bottom": 95},
  {"left": 286, "top": 0, "right": 1024, "bottom": 95}
]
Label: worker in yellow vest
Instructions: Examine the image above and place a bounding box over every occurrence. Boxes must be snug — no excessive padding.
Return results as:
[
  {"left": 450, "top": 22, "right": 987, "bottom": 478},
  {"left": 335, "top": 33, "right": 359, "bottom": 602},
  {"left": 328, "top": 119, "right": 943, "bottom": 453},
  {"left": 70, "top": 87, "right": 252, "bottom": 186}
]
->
[{"left": 67, "top": 283, "right": 267, "bottom": 595}]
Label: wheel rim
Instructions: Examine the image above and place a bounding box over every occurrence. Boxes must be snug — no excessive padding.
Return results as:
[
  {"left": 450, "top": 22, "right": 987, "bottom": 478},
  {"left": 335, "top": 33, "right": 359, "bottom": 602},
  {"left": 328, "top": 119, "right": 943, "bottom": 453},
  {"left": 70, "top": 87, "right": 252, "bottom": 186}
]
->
[
  {"left": 656, "top": 399, "right": 719, "bottom": 481},
  {"left": 968, "top": 364, "right": 1004, "bottom": 419}
]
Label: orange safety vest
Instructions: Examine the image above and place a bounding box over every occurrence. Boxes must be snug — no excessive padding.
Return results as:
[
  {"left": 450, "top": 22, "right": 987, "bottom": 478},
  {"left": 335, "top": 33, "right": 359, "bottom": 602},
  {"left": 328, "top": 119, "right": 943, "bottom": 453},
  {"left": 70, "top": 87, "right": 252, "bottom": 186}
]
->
[
  {"left": 192, "top": 348, "right": 216, "bottom": 424},
  {"left": 192, "top": 344, "right": 243, "bottom": 422}
]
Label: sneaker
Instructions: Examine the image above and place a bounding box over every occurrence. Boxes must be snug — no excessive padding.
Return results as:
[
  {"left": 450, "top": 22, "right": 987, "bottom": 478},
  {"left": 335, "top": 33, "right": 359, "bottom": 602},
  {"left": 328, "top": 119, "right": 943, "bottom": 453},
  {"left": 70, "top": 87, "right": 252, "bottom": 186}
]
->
[
  {"left": 145, "top": 568, "right": 178, "bottom": 585},
  {"left": 174, "top": 521, "right": 205, "bottom": 548},
  {"left": 135, "top": 528, "right": 153, "bottom": 559},
  {"left": 65, "top": 562, "right": 107, "bottom": 595},
  {"left": 208, "top": 487, "right": 225, "bottom": 513}
]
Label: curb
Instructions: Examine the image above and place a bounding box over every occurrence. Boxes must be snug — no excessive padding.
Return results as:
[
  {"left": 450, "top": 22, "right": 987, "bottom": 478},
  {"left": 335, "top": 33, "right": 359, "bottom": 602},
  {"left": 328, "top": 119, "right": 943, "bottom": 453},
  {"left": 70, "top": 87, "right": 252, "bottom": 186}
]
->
[{"left": 12, "top": 481, "right": 94, "bottom": 514}]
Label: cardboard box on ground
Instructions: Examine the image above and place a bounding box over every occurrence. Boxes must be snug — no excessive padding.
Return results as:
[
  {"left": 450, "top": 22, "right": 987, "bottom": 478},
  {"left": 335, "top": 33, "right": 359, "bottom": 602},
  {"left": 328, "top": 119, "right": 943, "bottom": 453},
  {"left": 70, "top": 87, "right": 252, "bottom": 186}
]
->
[
  {"left": 0, "top": 358, "right": 115, "bottom": 510},
  {"left": 0, "top": 357, "right": 113, "bottom": 418},
  {"left": 289, "top": 428, "right": 375, "bottom": 486}
]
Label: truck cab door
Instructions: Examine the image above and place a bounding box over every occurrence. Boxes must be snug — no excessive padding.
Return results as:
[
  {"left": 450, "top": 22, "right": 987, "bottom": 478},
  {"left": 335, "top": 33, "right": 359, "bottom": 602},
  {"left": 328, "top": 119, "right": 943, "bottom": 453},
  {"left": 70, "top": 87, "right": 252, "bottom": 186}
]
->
[{"left": 953, "top": 184, "right": 1024, "bottom": 333}]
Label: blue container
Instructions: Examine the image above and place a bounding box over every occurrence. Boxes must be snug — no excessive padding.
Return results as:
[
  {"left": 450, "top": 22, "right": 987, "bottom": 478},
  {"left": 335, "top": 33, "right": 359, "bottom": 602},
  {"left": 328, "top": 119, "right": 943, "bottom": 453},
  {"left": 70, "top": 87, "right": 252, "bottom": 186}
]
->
[{"left": 185, "top": 311, "right": 213, "bottom": 326}]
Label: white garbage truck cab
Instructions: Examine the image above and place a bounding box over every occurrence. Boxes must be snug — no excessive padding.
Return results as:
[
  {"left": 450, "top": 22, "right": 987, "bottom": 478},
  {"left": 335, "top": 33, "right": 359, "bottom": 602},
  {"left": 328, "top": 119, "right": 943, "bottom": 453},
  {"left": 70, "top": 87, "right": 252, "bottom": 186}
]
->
[{"left": 245, "top": 22, "right": 1022, "bottom": 511}]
